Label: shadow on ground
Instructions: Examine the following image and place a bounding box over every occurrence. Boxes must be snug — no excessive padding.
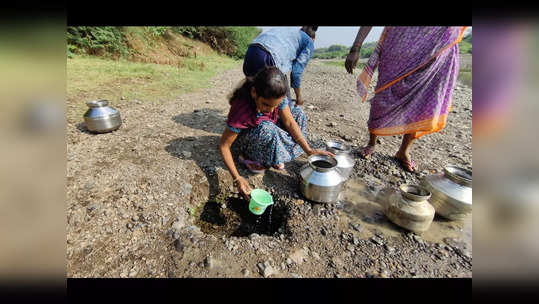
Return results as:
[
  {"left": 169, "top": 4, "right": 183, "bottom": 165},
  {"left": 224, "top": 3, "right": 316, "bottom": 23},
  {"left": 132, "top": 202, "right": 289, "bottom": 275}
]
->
[
  {"left": 172, "top": 108, "right": 228, "bottom": 134},
  {"left": 165, "top": 135, "right": 226, "bottom": 200}
]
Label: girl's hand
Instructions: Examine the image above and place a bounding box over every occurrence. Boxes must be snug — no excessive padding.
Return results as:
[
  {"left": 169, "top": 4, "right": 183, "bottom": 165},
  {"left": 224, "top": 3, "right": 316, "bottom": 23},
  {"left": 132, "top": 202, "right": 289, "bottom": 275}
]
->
[
  {"left": 307, "top": 148, "right": 335, "bottom": 158},
  {"left": 234, "top": 176, "right": 253, "bottom": 200}
]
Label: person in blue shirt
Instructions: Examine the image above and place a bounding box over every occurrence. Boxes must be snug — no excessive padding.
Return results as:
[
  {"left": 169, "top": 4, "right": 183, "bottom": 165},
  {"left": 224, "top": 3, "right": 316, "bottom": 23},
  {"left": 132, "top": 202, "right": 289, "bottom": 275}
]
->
[{"left": 243, "top": 26, "right": 317, "bottom": 106}]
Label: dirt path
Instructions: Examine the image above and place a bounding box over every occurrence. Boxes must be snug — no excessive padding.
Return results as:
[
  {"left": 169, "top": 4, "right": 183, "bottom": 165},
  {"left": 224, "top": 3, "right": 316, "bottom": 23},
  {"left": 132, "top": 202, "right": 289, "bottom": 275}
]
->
[{"left": 67, "top": 59, "right": 472, "bottom": 278}]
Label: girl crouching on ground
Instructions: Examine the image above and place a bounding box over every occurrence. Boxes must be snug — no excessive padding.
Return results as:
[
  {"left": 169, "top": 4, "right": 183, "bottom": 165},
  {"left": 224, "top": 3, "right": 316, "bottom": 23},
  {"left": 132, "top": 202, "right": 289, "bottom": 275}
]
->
[{"left": 219, "top": 66, "right": 333, "bottom": 199}]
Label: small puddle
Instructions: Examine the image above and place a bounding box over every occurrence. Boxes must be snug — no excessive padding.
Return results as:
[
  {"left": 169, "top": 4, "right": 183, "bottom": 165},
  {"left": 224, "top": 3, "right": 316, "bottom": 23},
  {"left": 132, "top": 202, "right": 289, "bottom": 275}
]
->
[
  {"left": 340, "top": 179, "right": 472, "bottom": 251},
  {"left": 195, "top": 196, "right": 290, "bottom": 238}
]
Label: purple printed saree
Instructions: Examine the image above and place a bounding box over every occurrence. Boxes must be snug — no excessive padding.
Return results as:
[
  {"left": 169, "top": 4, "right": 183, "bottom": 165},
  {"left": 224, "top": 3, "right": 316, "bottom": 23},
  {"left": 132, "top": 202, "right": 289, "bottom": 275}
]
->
[{"left": 357, "top": 26, "right": 468, "bottom": 139}]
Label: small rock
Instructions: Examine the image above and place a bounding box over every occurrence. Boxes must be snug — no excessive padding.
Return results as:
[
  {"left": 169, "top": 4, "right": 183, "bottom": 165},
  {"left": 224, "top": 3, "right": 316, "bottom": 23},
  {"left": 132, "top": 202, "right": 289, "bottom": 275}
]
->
[
  {"left": 204, "top": 256, "right": 215, "bottom": 269},
  {"left": 289, "top": 249, "right": 308, "bottom": 265},
  {"left": 242, "top": 269, "right": 250, "bottom": 277},
  {"left": 290, "top": 273, "right": 301, "bottom": 278},
  {"left": 384, "top": 244, "right": 395, "bottom": 253},
  {"left": 370, "top": 236, "right": 384, "bottom": 246},
  {"left": 174, "top": 239, "right": 184, "bottom": 253},
  {"left": 286, "top": 258, "right": 293, "bottom": 265},
  {"left": 182, "top": 151, "right": 192, "bottom": 158},
  {"left": 84, "top": 181, "right": 95, "bottom": 191},
  {"left": 87, "top": 203, "right": 100, "bottom": 212},
  {"left": 162, "top": 216, "right": 170, "bottom": 226},
  {"left": 172, "top": 219, "right": 185, "bottom": 232},
  {"left": 128, "top": 269, "right": 137, "bottom": 278},
  {"left": 349, "top": 223, "right": 362, "bottom": 232},
  {"left": 412, "top": 234, "right": 424, "bottom": 244}
]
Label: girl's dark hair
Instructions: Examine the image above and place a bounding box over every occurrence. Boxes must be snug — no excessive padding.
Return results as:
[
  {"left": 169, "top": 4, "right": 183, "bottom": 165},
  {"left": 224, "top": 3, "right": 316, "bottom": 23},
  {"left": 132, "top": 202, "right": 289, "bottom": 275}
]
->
[{"left": 228, "top": 66, "right": 287, "bottom": 105}]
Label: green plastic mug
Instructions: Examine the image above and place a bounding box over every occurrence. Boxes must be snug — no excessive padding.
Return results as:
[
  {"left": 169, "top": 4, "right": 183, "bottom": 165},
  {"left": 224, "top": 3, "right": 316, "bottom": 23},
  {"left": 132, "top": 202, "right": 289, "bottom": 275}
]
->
[{"left": 248, "top": 189, "right": 274, "bottom": 215}]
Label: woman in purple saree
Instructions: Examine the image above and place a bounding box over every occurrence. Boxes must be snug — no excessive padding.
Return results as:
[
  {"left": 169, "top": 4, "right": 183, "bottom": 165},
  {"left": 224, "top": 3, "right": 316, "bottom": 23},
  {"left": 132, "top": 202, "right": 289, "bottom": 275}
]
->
[{"left": 345, "top": 26, "right": 468, "bottom": 172}]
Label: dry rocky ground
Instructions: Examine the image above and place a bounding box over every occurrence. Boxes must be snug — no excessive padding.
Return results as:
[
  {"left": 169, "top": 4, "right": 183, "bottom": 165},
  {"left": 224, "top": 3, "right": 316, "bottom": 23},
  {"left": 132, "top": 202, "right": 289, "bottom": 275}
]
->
[{"left": 67, "top": 59, "right": 472, "bottom": 278}]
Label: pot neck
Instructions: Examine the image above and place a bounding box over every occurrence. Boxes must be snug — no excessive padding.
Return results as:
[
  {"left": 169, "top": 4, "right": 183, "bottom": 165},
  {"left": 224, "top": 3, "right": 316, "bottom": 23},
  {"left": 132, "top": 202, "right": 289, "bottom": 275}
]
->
[{"left": 87, "top": 100, "right": 109, "bottom": 108}]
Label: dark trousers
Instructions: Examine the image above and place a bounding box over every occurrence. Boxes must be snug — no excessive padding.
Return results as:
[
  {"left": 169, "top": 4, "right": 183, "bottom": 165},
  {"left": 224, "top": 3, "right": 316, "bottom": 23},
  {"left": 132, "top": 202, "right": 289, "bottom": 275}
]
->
[{"left": 243, "top": 44, "right": 293, "bottom": 103}]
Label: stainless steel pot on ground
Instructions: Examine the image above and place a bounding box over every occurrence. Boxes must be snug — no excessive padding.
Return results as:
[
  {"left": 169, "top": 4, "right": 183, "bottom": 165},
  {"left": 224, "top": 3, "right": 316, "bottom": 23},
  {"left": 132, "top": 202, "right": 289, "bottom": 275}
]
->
[
  {"left": 420, "top": 165, "right": 472, "bottom": 221},
  {"left": 325, "top": 140, "right": 355, "bottom": 181},
  {"left": 299, "top": 155, "right": 344, "bottom": 203},
  {"left": 384, "top": 184, "right": 435, "bottom": 233},
  {"left": 83, "top": 99, "right": 122, "bottom": 133}
]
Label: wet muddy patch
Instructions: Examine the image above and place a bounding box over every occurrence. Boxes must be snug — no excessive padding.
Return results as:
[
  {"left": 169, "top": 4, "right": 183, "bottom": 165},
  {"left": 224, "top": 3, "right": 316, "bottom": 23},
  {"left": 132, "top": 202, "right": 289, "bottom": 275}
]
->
[{"left": 194, "top": 195, "right": 291, "bottom": 238}]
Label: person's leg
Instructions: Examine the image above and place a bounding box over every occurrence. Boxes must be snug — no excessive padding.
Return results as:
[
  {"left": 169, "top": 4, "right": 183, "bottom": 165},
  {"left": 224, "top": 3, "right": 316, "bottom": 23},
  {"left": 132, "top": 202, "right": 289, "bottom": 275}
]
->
[
  {"left": 282, "top": 74, "right": 293, "bottom": 106},
  {"left": 359, "top": 133, "right": 378, "bottom": 158},
  {"left": 395, "top": 133, "right": 417, "bottom": 172}
]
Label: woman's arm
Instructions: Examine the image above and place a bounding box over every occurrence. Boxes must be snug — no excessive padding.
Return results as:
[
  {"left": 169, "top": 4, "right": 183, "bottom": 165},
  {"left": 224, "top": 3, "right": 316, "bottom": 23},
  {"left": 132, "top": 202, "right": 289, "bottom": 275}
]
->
[
  {"left": 219, "top": 128, "right": 252, "bottom": 199},
  {"left": 345, "top": 26, "right": 373, "bottom": 74}
]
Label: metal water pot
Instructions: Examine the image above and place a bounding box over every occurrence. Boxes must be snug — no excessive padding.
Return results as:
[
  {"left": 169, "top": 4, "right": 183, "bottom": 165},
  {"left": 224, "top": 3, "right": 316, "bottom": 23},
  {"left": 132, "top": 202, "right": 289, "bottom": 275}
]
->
[
  {"left": 325, "top": 140, "right": 355, "bottom": 181},
  {"left": 420, "top": 165, "right": 472, "bottom": 221},
  {"left": 385, "top": 184, "right": 435, "bottom": 233},
  {"left": 299, "top": 155, "right": 344, "bottom": 203},
  {"left": 83, "top": 99, "right": 122, "bottom": 133}
]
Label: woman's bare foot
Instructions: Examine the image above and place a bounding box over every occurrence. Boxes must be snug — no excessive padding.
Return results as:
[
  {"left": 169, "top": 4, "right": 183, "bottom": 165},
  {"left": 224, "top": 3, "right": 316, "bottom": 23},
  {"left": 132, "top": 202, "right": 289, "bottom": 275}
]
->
[
  {"left": 394, "top": 151, "right": 417, "bottom": 172},
  {"left": 239, "top": 155, "right": 266, "bottom": 174},
  {"left": 359, "top": 145, "right": 376, "bottom": 159}
]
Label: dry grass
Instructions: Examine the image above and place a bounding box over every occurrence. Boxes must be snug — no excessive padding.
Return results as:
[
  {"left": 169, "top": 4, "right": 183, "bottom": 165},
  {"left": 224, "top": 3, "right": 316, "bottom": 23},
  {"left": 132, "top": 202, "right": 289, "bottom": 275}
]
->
[{"left": 66, "top": 30, "right": 240, "bottom": 123}]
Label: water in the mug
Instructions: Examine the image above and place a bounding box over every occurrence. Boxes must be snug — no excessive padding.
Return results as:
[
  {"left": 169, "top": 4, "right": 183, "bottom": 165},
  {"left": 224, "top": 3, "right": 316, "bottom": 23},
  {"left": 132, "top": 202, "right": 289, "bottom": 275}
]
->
[{"left": 267, "top": 205, "right": 274, "bottom": 234}]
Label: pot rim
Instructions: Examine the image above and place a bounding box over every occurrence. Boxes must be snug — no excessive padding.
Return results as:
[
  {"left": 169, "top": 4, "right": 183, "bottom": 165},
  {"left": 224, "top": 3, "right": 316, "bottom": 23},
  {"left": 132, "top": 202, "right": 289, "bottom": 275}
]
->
[
  {"left": 308, "top": 155, "right": 338, "bottom": 172},
  {"left": 444, "top": 165, "right": 472, "bottom": 187},
  {"left": 86, "top": 99, "right": 109, "bottom": 108},
  {"left": 400, "top": 184, "right": 431, "bottom": 202},
  {"left": 325, "top": 140, "right": 351, "bottom": 154}
]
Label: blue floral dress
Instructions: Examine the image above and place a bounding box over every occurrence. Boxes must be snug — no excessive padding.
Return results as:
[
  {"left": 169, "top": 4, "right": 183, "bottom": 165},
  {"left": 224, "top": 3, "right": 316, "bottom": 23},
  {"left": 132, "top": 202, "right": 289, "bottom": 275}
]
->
[{"left": 228, "top": 100, "right": 307, "bottom": 167}]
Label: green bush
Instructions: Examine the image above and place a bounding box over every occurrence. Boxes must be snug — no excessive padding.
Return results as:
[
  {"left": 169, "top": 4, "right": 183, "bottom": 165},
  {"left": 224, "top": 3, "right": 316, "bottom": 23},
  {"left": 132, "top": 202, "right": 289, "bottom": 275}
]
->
[
  {"left": 67, "top": 26, "right": 262, "bottom": 60},
  {"left": 145, "top": 26, "right": 169, "bottom": 37},
  {"left": 225, "top": 27, "right": 262, "bottom": 59},
  {"left": 67, "top": 26, "right": 129, "bottom": 58}
]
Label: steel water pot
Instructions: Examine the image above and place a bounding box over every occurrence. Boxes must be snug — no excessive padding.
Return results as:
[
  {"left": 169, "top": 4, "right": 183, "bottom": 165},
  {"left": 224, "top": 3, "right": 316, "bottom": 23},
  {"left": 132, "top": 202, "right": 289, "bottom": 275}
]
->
[
  {"left": 420, "top": 165, "right": 472, "bottom": 221},
  {"left": 83, "top": 99, "right": 122, "bottom": 133},
  {"left": 384, "top": 184, "right": 435, "bottom": 233},
  {"left": 299, "top": 155, "right": 344, "bottom": 203},
  {"left": 325, "top": 140, "right": 355, "bottom": 181}
]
